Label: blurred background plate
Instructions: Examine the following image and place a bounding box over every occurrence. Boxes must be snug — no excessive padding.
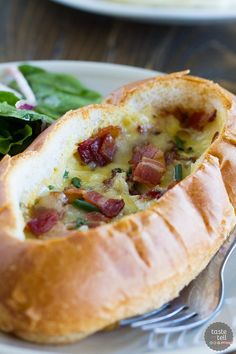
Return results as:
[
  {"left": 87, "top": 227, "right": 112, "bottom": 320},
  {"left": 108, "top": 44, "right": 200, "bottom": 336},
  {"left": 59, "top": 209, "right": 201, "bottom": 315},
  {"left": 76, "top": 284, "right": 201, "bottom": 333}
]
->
[
  {"left": 0, "top": 60, "right": 235, "bottom": 354},
  {"left": 51, "top": 0, "right": 236, "bottom": 24}
]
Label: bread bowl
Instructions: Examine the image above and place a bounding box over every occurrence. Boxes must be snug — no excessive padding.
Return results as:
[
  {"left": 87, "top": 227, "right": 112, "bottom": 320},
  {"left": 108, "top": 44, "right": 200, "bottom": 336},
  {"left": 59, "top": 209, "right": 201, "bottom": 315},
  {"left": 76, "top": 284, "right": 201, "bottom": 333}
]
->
[{"left": 0, "top": 71, "right": 235, "bottom": 344}]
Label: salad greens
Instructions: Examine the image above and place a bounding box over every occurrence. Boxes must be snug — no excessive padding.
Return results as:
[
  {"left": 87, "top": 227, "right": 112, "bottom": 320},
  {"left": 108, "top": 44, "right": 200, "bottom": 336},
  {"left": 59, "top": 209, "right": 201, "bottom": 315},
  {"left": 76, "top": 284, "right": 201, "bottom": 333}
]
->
[
  {"left": 0, "top": 64, "right": 102, "bottom": 158},
  {"left": 0, "top": 92, "right": 19, "bottom": 105},
  {"left": 0, "top": 122, "right": 32, "bottom": 155},
  {"left": 0, "top": 101, "right": 53, "bottom": 123},
  {"left": 17, "top": 65, "right": 102, "bottom": 119}
]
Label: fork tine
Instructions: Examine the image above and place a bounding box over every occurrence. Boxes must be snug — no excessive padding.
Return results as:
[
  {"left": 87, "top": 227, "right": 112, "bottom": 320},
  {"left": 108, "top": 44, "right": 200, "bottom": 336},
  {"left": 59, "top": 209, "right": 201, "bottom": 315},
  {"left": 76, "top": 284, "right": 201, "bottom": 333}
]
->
[
  {"left": 120, "top": 303, "right": 169, "bottom": 326},
  {"left": 142, "top": 310, "right": 197, "bottom": 330},
  {"left": 152, "top": 317, "right": 208, "bottom": 334},
  {"left": 131, "top": 305, "right": 186, "bottom": 328}
]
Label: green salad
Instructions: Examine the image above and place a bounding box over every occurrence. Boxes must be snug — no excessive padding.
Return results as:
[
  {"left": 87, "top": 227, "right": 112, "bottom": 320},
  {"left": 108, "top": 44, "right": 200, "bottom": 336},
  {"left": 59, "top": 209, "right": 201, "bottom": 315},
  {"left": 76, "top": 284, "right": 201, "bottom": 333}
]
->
[{"left": 0, "top": 64, "right": 102, "bottom": 158}]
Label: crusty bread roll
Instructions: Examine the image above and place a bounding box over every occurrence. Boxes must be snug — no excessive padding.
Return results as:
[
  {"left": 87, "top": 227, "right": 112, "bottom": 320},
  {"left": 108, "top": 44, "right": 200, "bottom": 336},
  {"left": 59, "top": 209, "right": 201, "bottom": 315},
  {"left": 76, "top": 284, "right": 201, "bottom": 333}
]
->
[{"left": 0, "top": 72, "right": 235, "bottom": 344}]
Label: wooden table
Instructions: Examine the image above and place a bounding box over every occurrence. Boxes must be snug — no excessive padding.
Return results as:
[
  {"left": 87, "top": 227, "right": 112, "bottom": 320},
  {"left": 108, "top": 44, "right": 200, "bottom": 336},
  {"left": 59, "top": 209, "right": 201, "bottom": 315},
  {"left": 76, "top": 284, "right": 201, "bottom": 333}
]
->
[{"left": 0, "top": 0, "right": 236, "bottom": 92}]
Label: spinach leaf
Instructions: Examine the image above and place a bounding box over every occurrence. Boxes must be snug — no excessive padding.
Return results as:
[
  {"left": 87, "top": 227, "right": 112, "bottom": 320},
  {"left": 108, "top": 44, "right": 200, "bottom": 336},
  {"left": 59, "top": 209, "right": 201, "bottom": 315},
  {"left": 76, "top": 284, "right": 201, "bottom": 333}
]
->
[
  {"left": 0, "top": 117, "right": 43, "bottom": 157},
  {"left": 0, "top": 102, "right": 52, "bottom": 156},
  {"left": 34, "top": 89, "right": 101, "bottom": 119},
  {"left": 18, "top": 64, "right": 102, "bottom": 118},
  {"left": 0, "top": 92, "right": 19, "bottom": 105},
  {"left": 19, "top": 64, "right": 45, "bottom": 76},
  {"left": 0, "top": 121, "right": 32, "bottom": 155},
  {"left": 0, "top": 64, "right": 102, "bottom": 158},
  {"left": 0, "top": 102, "right": 53, "bottom": 124}
]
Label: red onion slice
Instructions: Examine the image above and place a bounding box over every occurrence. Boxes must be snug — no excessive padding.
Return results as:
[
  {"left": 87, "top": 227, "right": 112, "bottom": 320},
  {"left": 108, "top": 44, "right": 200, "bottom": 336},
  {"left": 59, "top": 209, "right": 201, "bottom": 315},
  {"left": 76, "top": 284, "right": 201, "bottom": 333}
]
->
[
  {"left": 0, "top": 83, "right": 22, "bottom": 98},
  {"left": 8, "top": 66, "right": 37, "bottom": 107}
]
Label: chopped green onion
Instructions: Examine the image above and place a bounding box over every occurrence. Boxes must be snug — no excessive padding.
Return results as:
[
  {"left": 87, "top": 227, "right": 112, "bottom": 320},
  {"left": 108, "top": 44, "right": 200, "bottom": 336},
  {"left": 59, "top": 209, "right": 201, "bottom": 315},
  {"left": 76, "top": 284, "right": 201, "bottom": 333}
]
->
[
  {"left": 76, "top": 216, "right": 88, "bottom": 228},
  {"left": 175, "top": 164, "right": 183, "bottom": 181},
  {"left": 127, "top": 166, "right": 132, "bottom": 177},
  {"left": 48, "top": 185, "right": 54, "bottom": 190},
  {"left": 63, "top": 170, "right": 69, "bottom": 179},
  {"left": 71, "top": 177, "right": 81, "bottom": 189},
  {"left": 174, "top": 136, "right": 185, "bottom": 151},
  {"left": 73, "top": 199, "right": 100, "bottom": 212}
]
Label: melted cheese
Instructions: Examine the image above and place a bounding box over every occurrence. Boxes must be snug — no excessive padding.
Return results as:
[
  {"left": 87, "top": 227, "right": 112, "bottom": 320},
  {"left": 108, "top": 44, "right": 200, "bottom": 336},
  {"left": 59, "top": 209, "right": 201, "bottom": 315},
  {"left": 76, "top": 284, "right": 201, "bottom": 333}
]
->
[{"left": 24, "top": 110, "right": 222, "bottom": 238}]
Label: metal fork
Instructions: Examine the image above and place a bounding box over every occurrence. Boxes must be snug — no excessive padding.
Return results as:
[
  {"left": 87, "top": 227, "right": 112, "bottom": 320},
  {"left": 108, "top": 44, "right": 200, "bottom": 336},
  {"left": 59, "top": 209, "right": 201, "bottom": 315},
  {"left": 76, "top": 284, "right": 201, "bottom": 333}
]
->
[{"left": 120, "top": 230, "right": 236, "bottom": 334}]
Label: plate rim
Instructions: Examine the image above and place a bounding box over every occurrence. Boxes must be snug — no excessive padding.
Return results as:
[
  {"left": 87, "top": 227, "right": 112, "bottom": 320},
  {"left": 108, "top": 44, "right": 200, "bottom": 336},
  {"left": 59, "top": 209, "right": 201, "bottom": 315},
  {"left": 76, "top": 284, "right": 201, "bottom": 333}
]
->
[
  {"left": 51, "top": 0, "right": 236, "bottom": 22},
  {"left": 0, "top": 60, "right": 159, "bottom": 76}
]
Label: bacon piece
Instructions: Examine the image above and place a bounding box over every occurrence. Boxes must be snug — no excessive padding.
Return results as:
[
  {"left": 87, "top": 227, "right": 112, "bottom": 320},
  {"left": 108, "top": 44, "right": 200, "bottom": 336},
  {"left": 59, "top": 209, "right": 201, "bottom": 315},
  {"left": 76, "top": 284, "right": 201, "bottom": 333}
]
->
[
  {"left": 142, "top": 189, "right": 164, "bottom": 200},
  {"left": 64, "top": 187, "right": 83, "bottom": 203},
  {"left": 86, "top": 212, "right": 109, "bottom": 228},
  {"left": 161, "top": 107, "right": 217, "bottom": 131},
  {"left": 100, "top": 134, "right": 117, "bottom": 162},
  {"left": 133, "top": 157, "right": 165, "bottom": 186},
  {"left": 129, "top": 144, "right": 166, "bottom": 186},
  {"left": 78, "top": 137, "right": 94, "bottom": 165},
  {"left": 78, "top": 126, "right": 121, "bottom": 167},
  {"left": 129, "top": 143, "right": 164, "bottom": 168},
  {"left": 96, "top": 126, "right": 120, "bottom": 139},
  {"left": 187, "top": 110, "right": 216, "bottom": 130},
  {"left": 64, "top": 188, "right": 124, "bottom": 218},
  {"left": 27, "top": 208, "right": 59, "bottom": 236},
  {"left": 89, "top": 137, "right": 105, "bottom": 167},
  {"left": 160, "top": 107, "right": 186, "bottom": 123},
  {"left": 82, "top": 190, "right": 125, "bottom": 218}
]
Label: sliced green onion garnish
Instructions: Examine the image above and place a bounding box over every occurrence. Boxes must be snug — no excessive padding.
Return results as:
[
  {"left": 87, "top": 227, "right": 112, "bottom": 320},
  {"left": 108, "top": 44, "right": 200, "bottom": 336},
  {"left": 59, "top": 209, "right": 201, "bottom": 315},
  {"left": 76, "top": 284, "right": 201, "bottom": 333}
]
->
[
  {"left": 175, "top": 164, "right": 183, "bottom": 181},
  {"left": 127, "top": 166, "right": 132, "bottom": 177},
  {"left": 71, "top": 177, "right": 81, "bottom": 189},
  {"left": 76, "top": 216, "right": 88, "bottom": 228},
  {"left": 174, "top": 136, "right": 185, "bottom": 151},
  {"left": 73, "top": 199, "right": 100, "bottom": 212},
  {"left": 48, "top": 185, "right": 54, "bottom": 190},
  {"left": 63, "top": 170, "right": 69, "bottom": 179}
]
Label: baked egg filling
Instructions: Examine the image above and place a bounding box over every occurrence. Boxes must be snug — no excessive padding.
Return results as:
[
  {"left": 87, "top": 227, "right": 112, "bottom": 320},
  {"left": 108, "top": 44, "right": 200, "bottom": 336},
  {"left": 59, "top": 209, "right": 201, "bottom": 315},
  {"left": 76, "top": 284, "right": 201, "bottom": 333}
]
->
[{"left": 23, "top": 107, "right": 222, "bottom": 239}]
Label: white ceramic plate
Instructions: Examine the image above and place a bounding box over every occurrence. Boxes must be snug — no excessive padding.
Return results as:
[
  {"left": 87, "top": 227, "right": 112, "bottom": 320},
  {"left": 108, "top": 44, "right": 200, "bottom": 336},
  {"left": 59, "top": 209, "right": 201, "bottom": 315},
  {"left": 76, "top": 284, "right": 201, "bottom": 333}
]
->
[
  {"left": 0, "top": 60, "right": 235, "bottom": 354},
  {"left": 51, "top": 0, "right": 236, "bottom": 24}
]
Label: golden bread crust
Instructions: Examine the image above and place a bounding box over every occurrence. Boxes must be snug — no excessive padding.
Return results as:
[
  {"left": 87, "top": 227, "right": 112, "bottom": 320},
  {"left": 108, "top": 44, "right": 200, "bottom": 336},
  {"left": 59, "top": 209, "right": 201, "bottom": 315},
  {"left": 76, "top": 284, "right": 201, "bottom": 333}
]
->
[{"left": 0, "top": 72, "right": 235, "bottom": 344}]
